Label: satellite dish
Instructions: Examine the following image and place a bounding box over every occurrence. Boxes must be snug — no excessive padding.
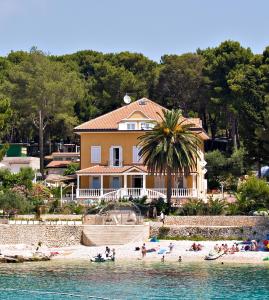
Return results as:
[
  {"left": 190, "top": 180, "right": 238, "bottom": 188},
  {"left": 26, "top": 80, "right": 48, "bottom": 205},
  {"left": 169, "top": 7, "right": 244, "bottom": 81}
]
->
[{"left": 123, "top": 94, "right": 131, "bottom": 104}]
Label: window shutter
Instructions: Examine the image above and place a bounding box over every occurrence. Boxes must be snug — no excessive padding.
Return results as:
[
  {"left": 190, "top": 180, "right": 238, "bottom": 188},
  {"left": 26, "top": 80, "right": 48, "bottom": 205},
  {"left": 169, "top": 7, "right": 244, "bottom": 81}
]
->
[
  {"left": 133, "top": 146, "right": 141, "bottom": 163},
  {"left": 119, "top": 146, "right": 123, "bottom": 166},
  {"left": 91, "top": 146, "right": 101, "bottom": 163}
]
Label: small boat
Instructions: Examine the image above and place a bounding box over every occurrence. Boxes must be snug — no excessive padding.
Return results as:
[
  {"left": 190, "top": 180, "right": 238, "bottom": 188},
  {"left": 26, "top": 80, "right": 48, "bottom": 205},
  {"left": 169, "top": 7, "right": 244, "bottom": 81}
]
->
[
  {"left": 90, "top": 255, "right": 115, "bottom": 263},
  {"left": 205, "top": 251, "right": 225, "bottom": 261}
]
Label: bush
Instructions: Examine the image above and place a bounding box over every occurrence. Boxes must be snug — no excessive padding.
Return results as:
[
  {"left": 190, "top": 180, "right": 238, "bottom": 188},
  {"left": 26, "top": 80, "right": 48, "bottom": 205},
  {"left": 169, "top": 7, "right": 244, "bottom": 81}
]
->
[
  {"left": 0, "top": 167, "right": 35, "bottom": 190},
  {"left": 206, "top": 197, "right": 227, "bottom": 215},
  {"left": 178, "top": 198, "right": 206, "bottom": 215},
  {"left": 0, "top": 190, "right": 31, "bottom": 214},
  {"left": 63, "top": 163, "right": 79, "bottom": 176},
  {"left": 237, "top": 176, "right": 269, "bottom": 211}
]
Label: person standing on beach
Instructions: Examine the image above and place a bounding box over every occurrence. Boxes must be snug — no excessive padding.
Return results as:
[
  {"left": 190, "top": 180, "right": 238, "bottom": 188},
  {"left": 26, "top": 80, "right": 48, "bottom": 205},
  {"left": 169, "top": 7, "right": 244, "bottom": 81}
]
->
[
  {"left": 160, "top": 211, "right": 165, "bottom": 225},
  {"left": 141, "top": 243, "right": 147, "bottom": 258}
]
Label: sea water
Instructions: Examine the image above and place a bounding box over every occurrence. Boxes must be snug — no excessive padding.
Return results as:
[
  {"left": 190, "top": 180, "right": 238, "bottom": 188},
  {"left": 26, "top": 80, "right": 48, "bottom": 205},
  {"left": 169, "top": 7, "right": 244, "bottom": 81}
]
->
[{"left": 0, "top": 260, "right": 268, "bottom": 299}]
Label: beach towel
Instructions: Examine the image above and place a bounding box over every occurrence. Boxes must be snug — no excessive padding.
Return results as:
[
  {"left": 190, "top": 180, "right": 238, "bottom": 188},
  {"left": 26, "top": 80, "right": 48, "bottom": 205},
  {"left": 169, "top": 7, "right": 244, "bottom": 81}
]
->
[{"left": 158, "top": 248, "right": 167, "bottom": 255}]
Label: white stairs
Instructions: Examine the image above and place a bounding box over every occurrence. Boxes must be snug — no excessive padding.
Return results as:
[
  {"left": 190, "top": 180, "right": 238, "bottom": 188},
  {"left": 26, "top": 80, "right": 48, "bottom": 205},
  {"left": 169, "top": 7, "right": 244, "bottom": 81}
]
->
[{"left": 82, "top": 224, "right": 150, "bottom": 246}]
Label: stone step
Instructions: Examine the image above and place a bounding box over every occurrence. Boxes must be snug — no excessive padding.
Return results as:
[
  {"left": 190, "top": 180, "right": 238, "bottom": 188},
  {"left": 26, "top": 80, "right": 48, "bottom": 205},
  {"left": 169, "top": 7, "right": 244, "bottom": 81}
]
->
[{"left": 82, "top": 225, "right": 150, "bottom": 246}]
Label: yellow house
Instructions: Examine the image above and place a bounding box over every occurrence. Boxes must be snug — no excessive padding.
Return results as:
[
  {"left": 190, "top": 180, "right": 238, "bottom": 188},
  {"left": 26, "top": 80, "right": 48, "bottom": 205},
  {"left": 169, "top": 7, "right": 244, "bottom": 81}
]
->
[{"left": 74, "top": 98, "right": 209, "bottom": 203}]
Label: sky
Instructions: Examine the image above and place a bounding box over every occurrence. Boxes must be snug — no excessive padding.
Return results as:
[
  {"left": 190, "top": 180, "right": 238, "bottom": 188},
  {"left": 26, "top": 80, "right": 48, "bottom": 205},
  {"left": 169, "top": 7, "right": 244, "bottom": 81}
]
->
[{"left": 1, "top": 0, "right": 269, "bottom": 62}]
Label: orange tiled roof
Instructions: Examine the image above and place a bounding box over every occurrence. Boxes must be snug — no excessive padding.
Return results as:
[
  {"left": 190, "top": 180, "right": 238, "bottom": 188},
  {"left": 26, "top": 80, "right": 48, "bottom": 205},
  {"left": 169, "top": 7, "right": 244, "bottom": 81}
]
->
[
  {"left": 74, "top": 98, "right": 202, "bottom": 131},
  {"left": 46, "top": 161, "right": 72, "bottom": 168},
  {"left": 77, "top": 165, "right": 148, "bottom": 174}
]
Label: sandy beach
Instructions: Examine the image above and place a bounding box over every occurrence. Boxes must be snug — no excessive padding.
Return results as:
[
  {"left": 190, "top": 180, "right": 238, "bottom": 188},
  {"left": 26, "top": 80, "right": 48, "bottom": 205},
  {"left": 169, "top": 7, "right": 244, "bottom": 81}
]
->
[{"left": 1, "top": 240, "right": 269, "bottom": 264}]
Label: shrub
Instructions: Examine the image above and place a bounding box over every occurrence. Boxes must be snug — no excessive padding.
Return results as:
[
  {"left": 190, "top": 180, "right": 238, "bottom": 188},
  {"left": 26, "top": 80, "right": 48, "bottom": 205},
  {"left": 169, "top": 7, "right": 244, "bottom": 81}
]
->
[
  {"left": 0, "top": 167, "right": 35, "bottom": 190},
  {"left": 226, "top": 202, "right": 240, "bottom": 215},
  {"left": 63, "top": 163, "right": 79, "bottom": 176},
  {"left": 0, "top": 190, "right": 31, "bottom": 214},
  {"left": 178, "top": 198, "right": 206, "bottom": 215},
  {"left": 206, "top": 197, "right": 227, "bottom": 215},
  {"left": 237, "top": 176, "right": 269, "bottom": 211}
]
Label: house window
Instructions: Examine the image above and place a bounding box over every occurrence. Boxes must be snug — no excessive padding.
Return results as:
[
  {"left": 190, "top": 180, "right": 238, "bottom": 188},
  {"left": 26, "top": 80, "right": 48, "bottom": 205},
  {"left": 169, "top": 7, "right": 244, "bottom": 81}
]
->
[
  {"left": 141, "top": 122, "right": 154, "bottom": 130},
  {"left": 91, "top": 146, "right": 101, "bottom": 163},
  {"left": 133, "top": 146, "right": 142, "bottom": 163},
  {"left": 126, "top": 122, "right": 136, "bottom": 130},
  {"left": 110, "top": 146, "right": 122, "bottom": 166},
  {"left": 92, "top": 176, "right": 101, "bottom": 189},
  {"left": 111, "top": 176, "right": 121, "bottom": 189}
]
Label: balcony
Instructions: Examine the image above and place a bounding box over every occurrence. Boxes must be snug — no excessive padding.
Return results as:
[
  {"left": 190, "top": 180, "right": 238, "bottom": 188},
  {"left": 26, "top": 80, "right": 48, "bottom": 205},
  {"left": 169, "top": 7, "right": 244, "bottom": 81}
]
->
[{"left": 76, "top": 188, "right": 198, "bottom": 201}]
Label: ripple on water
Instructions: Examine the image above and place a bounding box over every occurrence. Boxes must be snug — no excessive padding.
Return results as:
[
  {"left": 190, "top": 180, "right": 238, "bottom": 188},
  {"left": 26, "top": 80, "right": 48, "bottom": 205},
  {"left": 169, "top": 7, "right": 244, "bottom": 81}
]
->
[{"left": 0, "top": 260, "right": 269, "bottom": 299}]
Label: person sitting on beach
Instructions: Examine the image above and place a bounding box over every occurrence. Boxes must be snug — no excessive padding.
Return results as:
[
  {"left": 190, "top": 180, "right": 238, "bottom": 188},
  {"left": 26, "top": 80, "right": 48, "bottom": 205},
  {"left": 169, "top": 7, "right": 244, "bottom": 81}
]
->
[
  {"left": 105, "top": 246, "right": 110, "bottom": 257},
  {"left": 197, "top": 244, "right": 203, "bottom": 251},
  {"left": 229, "top": 244, "right": 236, "bottom": 254},
  {"left": 178, "top": 256, "right": 182, "bottom": 262},
  {"left": 251, "top": 240, "right": 258, "bottom": 251},
  {"left": 190, "top": 243, "right": 198, "bottom": 251},
  {"left": 141, "top": 243, "right": 147, "bottom": 258}
]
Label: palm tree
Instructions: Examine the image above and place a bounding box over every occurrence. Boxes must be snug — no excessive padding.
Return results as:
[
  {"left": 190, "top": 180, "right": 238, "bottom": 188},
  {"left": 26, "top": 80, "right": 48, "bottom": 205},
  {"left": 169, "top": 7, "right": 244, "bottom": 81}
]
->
[{"left": 138, "top": 109, "right": 201, "bottom": 213}]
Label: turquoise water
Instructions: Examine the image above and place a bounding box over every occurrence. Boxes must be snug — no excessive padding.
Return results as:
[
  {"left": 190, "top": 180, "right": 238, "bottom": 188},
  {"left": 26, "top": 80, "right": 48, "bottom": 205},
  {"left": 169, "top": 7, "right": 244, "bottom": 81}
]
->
[{"left": 0, "top": 260, "right": 269, "bottom": 299}]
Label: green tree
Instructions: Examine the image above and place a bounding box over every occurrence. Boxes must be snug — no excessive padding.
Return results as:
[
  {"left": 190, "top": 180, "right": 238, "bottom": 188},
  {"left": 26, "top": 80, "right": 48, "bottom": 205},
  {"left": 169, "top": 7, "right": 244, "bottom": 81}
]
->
[
  {"left": 154, "top": 53, "right": 207, "bottom": 119},
  {"left": 0, "top": 190, "right": 31, "bottom": 214},
  {"left": 237, "top": 177, "right": 269, "bottom": 212},
  {"left": 6, "top": 48, "right": 84, "bottom": 176},
  {"left": 138, "top": 109, "right": 200, "bottom": 213},
  {"left": 63, "top": 162, "right": 79, "bottom": 175},
  {"left": 199, "top": 40, "right": 253, "bottom": 147}
]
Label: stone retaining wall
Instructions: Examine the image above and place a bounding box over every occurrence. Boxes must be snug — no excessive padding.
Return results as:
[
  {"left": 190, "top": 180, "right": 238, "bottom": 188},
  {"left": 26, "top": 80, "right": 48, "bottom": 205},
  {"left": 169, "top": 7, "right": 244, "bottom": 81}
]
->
[
  {"left": 150, "top": 224, "right": 269, "bottom": 240},
  {"left": 15, "top": 214, "right": 83, "bottom": 220},
  {"left": 162, "top": 216, "right": 269, "bottom": 227},
  {"left": 0, "top": 225, "right": 83, "bottom": 247}
]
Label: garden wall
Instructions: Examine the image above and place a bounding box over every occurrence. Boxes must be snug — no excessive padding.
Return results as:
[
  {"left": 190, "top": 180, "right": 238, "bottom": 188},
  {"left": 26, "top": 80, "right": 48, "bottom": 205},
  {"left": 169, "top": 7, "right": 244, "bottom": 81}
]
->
[
  {"left": 160, "top": 216, "right": 269, "bottom": 227},
  {"left": 0, "top": 225, "right": 83, "bottom": 247},
  {"left": 15, "top": 214, "right": 83, "bottom": 220},
  {"left": 150, "top": 224, "right": 269, "bottom": 240},
  {"left": 150, "top": 216, "right": 269, "bottom": 240}
]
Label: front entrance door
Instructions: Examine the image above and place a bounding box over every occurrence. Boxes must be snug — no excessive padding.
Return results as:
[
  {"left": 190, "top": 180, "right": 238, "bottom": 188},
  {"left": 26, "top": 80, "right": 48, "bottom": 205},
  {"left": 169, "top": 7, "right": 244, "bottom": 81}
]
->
[{"left": 133, "top": 176, "right": 143, "bottom": 188}]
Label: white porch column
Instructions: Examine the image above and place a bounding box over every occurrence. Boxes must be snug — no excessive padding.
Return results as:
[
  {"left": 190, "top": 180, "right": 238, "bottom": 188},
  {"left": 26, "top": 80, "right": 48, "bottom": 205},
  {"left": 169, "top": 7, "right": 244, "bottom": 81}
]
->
[
  {"left": 191, "top": 174, "right": 197, "bottom": 189},
  {"left": 142, "top": 174, "right": 146, "bottom": 196},
  {"left": 76, "top": 175, "right": 80, "bottom": 198},
  {"left": 123, "top": 174, "right": 127, "bottom": 195},
  {"left": 100, "top": 175, "right": 104, "bottom": 196},
  {"left": 71, "top": 183, "right": 74, "bottom": 201},
  {"left": 191, "top": 174, "right": 197, "bottom": 197}
]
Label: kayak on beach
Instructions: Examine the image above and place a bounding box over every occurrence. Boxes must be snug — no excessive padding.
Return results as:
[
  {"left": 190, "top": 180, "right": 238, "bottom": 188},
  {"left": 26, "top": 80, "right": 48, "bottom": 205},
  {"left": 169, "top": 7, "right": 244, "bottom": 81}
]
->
[{"left": 205, "top": 251, "right": 225, "bottom": 261}]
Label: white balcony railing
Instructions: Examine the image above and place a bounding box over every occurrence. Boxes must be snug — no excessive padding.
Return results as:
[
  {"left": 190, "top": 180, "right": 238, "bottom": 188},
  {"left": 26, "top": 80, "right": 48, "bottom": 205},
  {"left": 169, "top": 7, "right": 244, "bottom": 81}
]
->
[{"left": 76, "top": 188, "right": 198, "bottom": 200}]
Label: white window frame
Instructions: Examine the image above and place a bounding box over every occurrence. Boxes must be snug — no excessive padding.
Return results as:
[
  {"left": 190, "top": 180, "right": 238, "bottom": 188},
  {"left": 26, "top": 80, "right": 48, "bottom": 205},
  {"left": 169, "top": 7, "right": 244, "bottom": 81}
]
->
[
  {"left": 110, "top": 146, "right": 123, "bottom": 167},
  {"left": 91, "top": 146, "right": 101, "bottom": 164},
  {"left": 126, "top": 122, "right": 136, "bottom": 130},
  {"left": 132, "top": 146, "right": 142, "bottom": 163},
  {"left": 140, "top": 122, "right": 154, "bottom": 130}
]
